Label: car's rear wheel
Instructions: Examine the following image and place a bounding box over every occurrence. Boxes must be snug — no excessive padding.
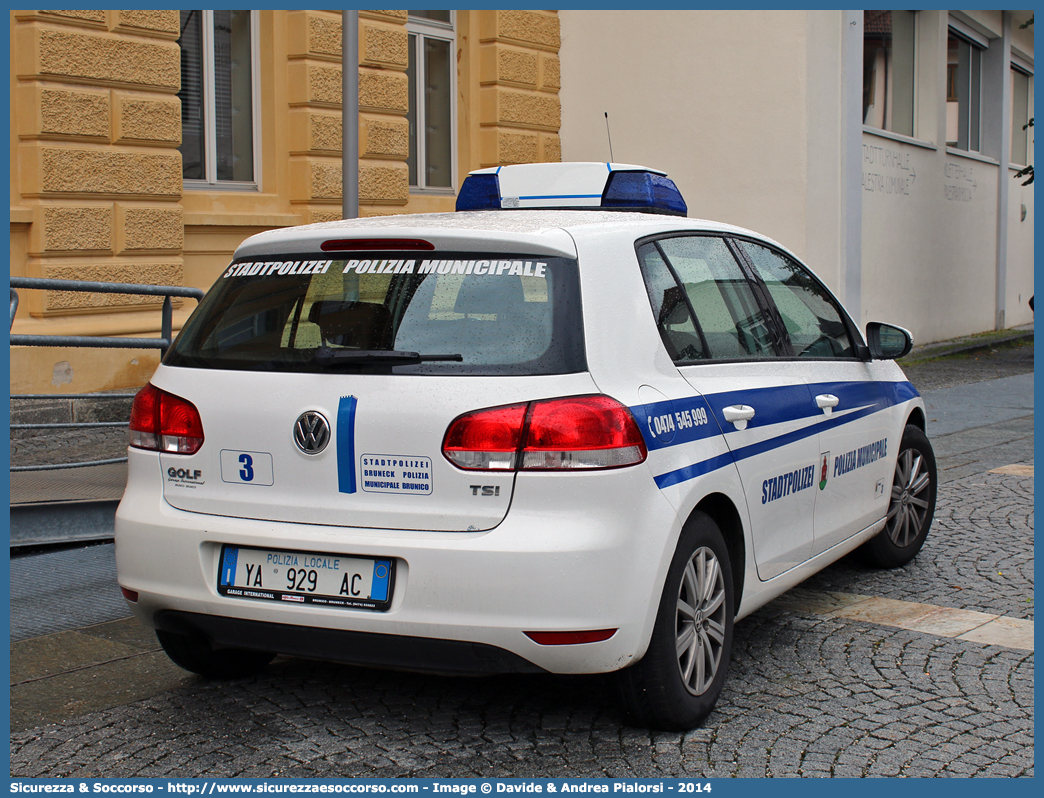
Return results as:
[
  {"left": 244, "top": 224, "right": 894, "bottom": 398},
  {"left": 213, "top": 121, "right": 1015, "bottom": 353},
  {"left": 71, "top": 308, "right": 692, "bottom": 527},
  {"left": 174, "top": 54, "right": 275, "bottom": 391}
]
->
[
  {"left": 618, "top": 511, "right": 734, "bottom": 730},
  {"left": 157, "top": 630, "right": 275, "bottom": 678},
  {"left": 859, "top": 424, "right": 937, "bottom": 568}
]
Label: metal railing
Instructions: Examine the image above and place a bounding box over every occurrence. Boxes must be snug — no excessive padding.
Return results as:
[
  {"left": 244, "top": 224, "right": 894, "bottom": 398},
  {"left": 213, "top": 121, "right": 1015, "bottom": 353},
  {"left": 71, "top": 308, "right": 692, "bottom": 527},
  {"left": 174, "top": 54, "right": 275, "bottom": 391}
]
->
[
  {"left": 10, "top": 277, "right": 203, "bottom": 355},
  {"left": 10, "top": 277, "right": 204, "bottom": 473}
]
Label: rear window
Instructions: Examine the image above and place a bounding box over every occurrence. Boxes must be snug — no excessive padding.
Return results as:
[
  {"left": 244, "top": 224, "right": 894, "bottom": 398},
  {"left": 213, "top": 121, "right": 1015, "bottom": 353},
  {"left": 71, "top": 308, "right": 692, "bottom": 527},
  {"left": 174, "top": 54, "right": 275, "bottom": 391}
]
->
[{"left": 165, "top": 252, "right": 586, "bottom": 375}]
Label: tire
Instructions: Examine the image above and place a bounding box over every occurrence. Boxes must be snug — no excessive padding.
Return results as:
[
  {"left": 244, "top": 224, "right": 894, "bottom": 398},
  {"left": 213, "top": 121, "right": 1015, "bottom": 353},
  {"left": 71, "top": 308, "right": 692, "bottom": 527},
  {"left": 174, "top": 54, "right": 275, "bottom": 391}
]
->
[
  {"left": 157, "top": 630, "right": 275, "bottom": 678},
  {"left": 859, "top": 424, "right": 937, "bottom": 568},
  {"left": 617, "top": 511, "right": 734, "bottom": 731}
]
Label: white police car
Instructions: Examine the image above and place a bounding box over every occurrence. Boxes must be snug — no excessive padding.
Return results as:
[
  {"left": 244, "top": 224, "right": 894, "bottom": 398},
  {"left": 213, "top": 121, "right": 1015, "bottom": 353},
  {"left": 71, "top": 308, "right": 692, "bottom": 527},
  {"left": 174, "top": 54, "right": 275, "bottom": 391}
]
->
[{"left": 115, "top": 162, "right": 936, "bottom": 730}]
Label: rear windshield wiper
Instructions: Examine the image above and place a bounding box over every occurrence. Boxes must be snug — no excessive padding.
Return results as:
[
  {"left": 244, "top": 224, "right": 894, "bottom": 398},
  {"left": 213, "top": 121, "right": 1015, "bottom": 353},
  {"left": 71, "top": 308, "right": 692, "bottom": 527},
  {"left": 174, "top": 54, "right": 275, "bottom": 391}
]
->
[{"left": 314, "top": 348, "right": 463, "bottom": 365}]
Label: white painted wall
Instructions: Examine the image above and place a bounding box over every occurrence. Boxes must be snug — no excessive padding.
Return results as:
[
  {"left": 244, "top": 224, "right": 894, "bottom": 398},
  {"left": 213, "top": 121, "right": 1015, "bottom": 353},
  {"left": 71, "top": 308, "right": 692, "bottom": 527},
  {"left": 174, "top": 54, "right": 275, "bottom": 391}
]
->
[
  {"left": 1007, "top": 15, "right": 1035, "bottom": 326},
  {"left": 559, "top": 9, "right": 1034, "bottom": 345},
  {"left": 559, "top": 10, "right": 819, "bottom": 260},
  {"left": 860, "top": 138, "right": 999, "bottom": 338},
  {"left": 1007, "top": 168, "right": 1035, "bottom": 323}
]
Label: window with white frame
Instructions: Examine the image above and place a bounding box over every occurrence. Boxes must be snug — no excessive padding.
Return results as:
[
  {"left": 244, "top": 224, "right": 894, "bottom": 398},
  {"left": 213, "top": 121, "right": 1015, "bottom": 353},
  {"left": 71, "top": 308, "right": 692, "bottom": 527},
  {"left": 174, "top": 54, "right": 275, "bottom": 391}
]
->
[
  {"left": 1011, "top": 64, "right": 1033, "bottom": 166},
  {"left": 946, "top": 26, "right": 986, "bottom": 151},
  {"left": 862, "top": 10, "right": 917, "bottom": 137},
  {"left": 406, "top": 11, "right": 455, "bottom": 191},
  {"left": 179, "top": 10, "right": 259, "bottom": 187}
]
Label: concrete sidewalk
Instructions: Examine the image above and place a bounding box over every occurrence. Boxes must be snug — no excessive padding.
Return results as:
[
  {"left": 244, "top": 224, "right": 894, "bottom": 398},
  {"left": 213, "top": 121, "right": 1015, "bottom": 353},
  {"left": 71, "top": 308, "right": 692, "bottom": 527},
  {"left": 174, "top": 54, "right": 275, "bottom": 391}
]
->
[{"left": 922, "top": 372, "right": 1034, "bottom": 436}]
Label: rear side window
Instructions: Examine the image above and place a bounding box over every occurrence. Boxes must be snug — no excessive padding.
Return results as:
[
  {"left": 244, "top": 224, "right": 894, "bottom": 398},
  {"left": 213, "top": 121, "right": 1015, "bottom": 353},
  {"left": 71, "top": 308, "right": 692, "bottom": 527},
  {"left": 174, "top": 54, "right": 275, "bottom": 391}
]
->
[
  {"left": 637, "top": 236, "right": 777, "bottom": 362},
  {"left": 166, "top": 253, "right": 586, "bottom": 375},
  {"left": 637, "top": 245, "right": 706, "bottom": 361}
]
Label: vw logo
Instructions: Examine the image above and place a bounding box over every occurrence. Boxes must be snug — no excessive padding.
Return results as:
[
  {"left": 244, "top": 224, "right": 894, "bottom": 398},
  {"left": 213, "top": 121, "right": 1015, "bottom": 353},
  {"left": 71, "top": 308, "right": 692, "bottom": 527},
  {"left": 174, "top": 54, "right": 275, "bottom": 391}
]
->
[{"left": 294, "top": 411, "right": 331, "bottom": 455}]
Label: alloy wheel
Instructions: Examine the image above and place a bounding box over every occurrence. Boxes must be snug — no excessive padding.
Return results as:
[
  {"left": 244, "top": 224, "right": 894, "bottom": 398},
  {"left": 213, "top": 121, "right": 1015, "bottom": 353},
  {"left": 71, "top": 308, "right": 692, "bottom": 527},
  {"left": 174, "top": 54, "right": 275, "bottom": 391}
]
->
[
  {"left": 886, "top": 447, "right": 933, "bottom": 547},
  {"left": 675, "top": 546, "right": 727, "bottom": 695}
]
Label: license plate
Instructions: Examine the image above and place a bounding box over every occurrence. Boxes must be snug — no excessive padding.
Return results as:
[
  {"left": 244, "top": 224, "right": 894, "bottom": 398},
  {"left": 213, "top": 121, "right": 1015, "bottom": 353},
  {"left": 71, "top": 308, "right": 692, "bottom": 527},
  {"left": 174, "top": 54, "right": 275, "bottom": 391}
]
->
[{"left": 218, "top": 545, "right": 393, "bottom": 611}]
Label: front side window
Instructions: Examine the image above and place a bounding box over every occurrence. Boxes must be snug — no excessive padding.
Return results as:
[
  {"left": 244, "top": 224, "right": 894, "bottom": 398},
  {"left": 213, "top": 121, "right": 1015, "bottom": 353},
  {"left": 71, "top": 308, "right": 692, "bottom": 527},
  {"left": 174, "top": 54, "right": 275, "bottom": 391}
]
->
[
  {"left": 946, "top": 31, "right": 985, "bottom": 151},
  {"left": 406, "top": 12, "right": 455, "bottom": 191},
  {"left": 637, "top": 236, "right": 777, "bottom": 362},
  {"left": 736, "top": 241, "right": 856, "bottom": 359},
  {"left": 166, "top": 253, "right": 585, "bottom": 376},
  {"left": 179, "top": 10, "right": 258, "bottom": 186},
  {"left": 863, "top": 10, "right": 916, "bottom": 137}
]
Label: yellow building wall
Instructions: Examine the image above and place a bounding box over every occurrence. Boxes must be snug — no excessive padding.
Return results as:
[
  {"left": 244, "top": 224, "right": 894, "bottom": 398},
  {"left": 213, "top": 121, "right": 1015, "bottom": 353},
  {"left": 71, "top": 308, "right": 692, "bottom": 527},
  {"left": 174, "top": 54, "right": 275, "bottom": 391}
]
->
[
  {"left": 10, "top": 9, "right": 184, "bottom": 393},
  {"left": 10, "top": 9, "right": 563, "bottom": 394}
]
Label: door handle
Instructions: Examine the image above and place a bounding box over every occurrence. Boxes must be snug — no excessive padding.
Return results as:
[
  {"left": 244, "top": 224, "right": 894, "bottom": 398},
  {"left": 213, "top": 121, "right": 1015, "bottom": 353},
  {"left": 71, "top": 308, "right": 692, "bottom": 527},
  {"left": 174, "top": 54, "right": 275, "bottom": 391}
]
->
[
  {"left": 722, "top": 404, "right": 755, "bottom": 431},
  {"left": 815, "top": 394, "right": 839, "bottom": 415}
]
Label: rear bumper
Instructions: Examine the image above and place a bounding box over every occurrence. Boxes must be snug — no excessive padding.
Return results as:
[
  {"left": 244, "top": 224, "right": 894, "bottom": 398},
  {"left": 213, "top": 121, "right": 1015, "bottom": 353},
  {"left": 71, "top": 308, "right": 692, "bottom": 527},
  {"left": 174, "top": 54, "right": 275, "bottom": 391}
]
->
[
  {"left": 155, "top": 611, "right": 546, "bottom": 675},
  {"left": 116, "top": 449, "right": 682, "bottom": 675}
]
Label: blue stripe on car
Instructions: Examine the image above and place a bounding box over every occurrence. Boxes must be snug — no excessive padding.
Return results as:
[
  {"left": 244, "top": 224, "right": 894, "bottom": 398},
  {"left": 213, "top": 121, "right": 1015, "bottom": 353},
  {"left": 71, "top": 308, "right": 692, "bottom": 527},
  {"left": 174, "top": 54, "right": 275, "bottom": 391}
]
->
[
  {"left": 337, "top": 395, "right": 358, "bottom": 494},
  {"left": 634, "top": 380, "right": 919, "bottom": 490}
]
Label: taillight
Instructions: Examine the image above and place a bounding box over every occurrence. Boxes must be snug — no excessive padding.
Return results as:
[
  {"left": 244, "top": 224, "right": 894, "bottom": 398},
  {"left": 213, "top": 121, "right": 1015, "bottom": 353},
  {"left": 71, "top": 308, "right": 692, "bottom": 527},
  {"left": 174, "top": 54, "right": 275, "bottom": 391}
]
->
[
  {"left": 521, "top": 395, "right": 647, "bottom": 470},
  {"left": 442, "top": 403, "right": 527, "bottom": 470},
  {"left": 442, "top": 395, "right": 647, "bottom": 472},
  {"left": 128, "top": 383, "right": 205, "bottom": 455}
]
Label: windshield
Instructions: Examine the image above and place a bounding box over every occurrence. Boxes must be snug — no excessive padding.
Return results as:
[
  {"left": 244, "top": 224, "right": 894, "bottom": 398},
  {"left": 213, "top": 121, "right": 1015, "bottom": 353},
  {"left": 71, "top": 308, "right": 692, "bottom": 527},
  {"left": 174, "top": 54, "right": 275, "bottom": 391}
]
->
[{"left": 165, "top": 252, "right": 586, "bottom": 375}]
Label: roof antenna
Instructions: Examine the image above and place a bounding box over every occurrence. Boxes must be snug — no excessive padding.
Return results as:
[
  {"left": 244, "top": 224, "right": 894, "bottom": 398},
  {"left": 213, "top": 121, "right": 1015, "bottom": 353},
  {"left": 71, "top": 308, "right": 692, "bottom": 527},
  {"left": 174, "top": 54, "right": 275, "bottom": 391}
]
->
[{"left": 604, "top": 112, "right": 614, "bottom": 163}]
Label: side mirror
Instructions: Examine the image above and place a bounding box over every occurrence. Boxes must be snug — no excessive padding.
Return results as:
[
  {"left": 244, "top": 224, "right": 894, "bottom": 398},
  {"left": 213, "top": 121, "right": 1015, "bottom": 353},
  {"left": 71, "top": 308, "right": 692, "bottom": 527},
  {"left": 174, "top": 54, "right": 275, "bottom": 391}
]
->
[{"left": 866, "top": 322, "right": 913, "bottom": 360}]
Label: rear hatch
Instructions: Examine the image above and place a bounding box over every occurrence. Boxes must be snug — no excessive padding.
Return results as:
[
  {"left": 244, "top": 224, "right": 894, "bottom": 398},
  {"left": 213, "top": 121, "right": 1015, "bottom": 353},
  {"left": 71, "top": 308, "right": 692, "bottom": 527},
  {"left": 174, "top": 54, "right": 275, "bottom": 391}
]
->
[{"left": 152, "top": 240, "right": 592, "bottom": 532}]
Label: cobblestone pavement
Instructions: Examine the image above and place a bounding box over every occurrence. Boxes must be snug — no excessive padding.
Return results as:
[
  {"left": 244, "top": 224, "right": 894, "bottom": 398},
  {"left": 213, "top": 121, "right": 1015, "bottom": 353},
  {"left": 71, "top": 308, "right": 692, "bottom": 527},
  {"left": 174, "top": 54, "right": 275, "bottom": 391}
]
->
[
  {"left": 9, "top": 344, "right": 1034, "bottom": 778},
  {"left": 799, "top": 469, "right": 1034, "bottom": 620}
]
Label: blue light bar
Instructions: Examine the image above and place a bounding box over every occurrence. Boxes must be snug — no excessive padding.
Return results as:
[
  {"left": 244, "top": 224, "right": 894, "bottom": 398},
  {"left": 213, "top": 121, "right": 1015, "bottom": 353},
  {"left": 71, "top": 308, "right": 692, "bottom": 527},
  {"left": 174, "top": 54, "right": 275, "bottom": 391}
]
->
[
  {"left": 601, "top": 171, "right": 688, "bottom": 216},
  {"left": 455, "top": 163, "right": 688, "bottom": 215},
  {"left": 455, "top": 173, "right": 501, "bottom": 212}
]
